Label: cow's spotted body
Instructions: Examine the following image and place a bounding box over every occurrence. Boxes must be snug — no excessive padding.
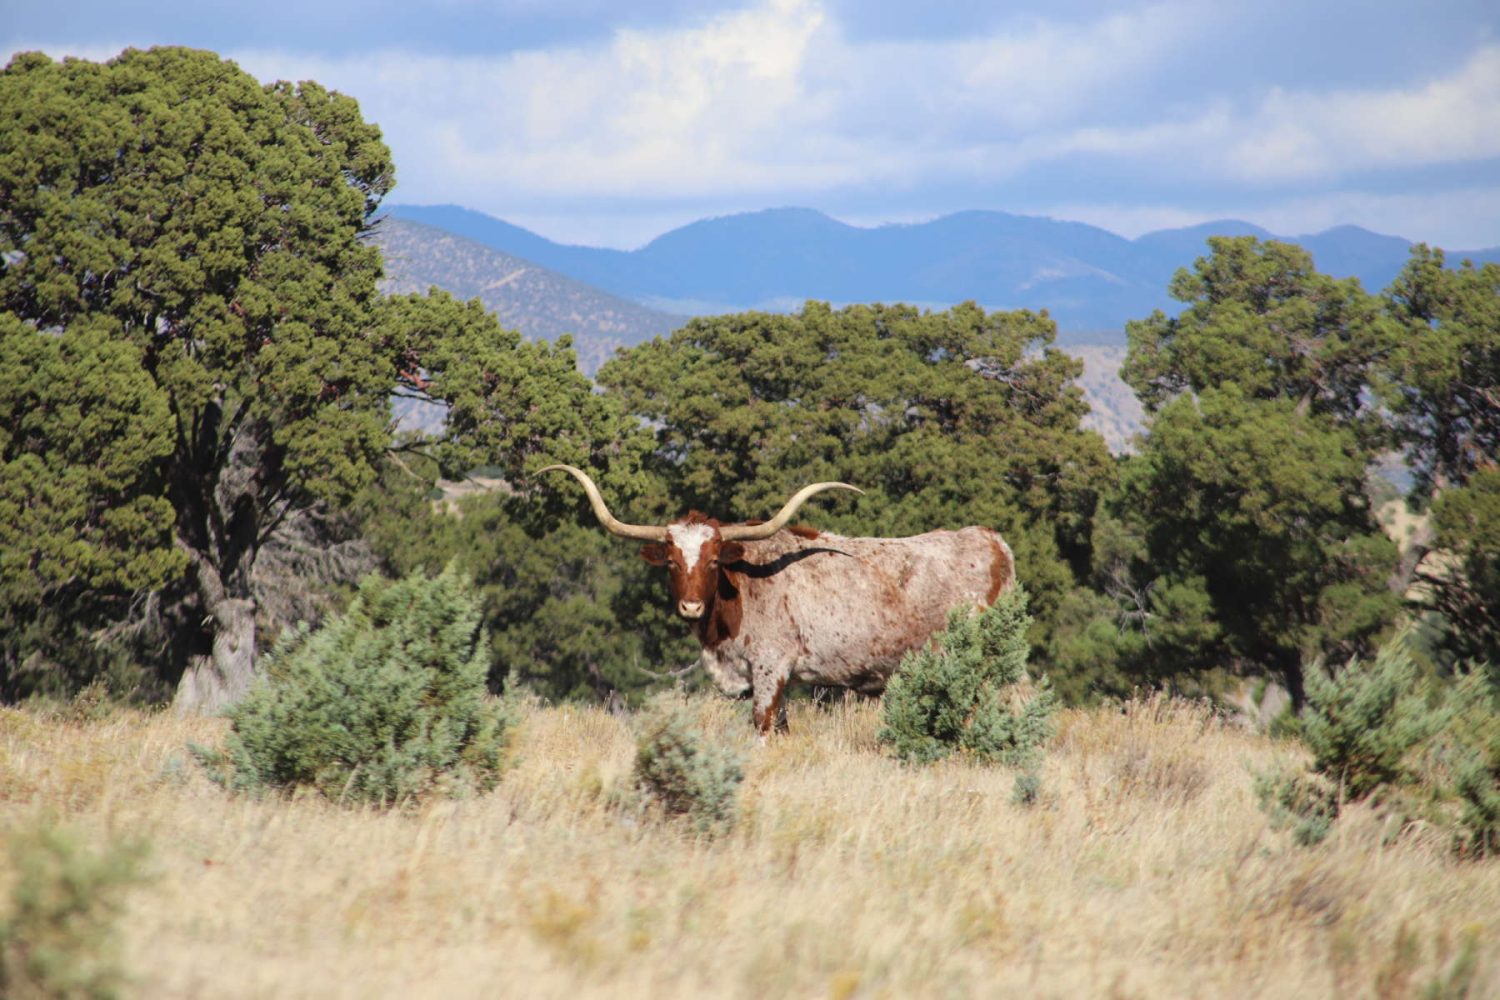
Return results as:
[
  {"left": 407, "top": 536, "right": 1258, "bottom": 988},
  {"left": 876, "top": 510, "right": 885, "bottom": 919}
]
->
[{"left": 541, "top": 466, "right": 1016, "bottom": 738}]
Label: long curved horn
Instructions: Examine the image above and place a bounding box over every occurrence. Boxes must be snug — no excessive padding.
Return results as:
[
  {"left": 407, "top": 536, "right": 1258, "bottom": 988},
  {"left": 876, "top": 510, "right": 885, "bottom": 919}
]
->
[
  {"left": 538, "top": 465, "right": 667, "bottom": 542},
  {"left": 720, "top": 482, "right": 864, "bottom": 542}
]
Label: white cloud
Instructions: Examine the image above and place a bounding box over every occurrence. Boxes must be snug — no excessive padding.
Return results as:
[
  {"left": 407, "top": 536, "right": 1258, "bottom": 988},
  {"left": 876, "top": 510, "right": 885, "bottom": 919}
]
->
[
  {"left": 229, "top": 0, "right": 839, "bottom": 202},
  {"left": 218, "top": 0, "right": 1210, "bottom": 206},
  {"left": 1227, "top": 46, "right": 1500, "bottom": 181},
  {"left": 8, "top": 2, "right": 1499, "bottom": 248},
  {"left": 1044, "top": 45, "right": 1500, "bottom": 184}
]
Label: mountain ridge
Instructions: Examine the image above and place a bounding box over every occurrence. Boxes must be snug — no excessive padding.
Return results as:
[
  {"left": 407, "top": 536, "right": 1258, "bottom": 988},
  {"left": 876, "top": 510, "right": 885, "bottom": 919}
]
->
[
  {"left": 372, "top": 217, "right": 683, "bottom": 374},
  {"left": 389, "top": 203, "right": 1500, "bottom": 337}
]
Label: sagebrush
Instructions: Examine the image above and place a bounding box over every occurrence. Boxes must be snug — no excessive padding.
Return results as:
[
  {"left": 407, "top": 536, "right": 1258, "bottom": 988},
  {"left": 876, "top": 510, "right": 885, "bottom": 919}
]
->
[
  {"left": 192, "top": 566, "right": 512, "bottom": 806},
  {"left": 879, "top": 586, "right": 1055, "bottom": 765},
  {"left": 0, "top": 823, "right": 148, "bottom": 1000},
  {"left": 632, "top": 697, "right": 744, "bottom": 835},
  {"left": 1256, "top": 641, "right": 1500, "bottom": 854}
]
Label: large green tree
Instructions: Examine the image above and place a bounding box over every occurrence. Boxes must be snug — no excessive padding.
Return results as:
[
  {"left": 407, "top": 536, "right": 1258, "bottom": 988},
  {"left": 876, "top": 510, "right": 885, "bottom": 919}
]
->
[
  {"left": 1381, "top": 246, "right": 1500, "bottom": 663},
  {"left": 3, "top": 47, "right": 398, "bottom": 708},
  {"left": 0, "top": 48, "right": 630, "bottom": 708},
  {"left": 597, "top": 300, "right": 1114, "bottom": 652},
  {"left": 1123, "top": 236, "right": 1390, "bottom": 430},
  {"left": 1116, "top": 238, "right": 1398, "bottom": 704}
]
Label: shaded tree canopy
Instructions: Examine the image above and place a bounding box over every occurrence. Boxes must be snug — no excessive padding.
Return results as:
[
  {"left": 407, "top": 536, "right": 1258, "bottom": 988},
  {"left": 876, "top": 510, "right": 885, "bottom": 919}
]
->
[
  {"left": 1123, "top": 236, "right": 1393, "bottom": 432},
  {"left": 3, "top": 47, "right": 397, "bottom": 706},
  {"left": 1379, "top": 246, "right": 1500, "bottom": 666},
  {"left": 1110, "top": 238, "right": 1398, "bottom": 705},
  {"left": 0, "top": 48, "right": 631, "bottom": 707},
  {"left": 1380, "top": 245, "right": 1500, "bottom": 499}
]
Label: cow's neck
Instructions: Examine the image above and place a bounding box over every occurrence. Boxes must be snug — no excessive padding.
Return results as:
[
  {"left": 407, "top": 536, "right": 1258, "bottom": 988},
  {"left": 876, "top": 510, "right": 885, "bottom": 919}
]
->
[{"left": 695, "top": 567, "right": 744, "bottom": 649}]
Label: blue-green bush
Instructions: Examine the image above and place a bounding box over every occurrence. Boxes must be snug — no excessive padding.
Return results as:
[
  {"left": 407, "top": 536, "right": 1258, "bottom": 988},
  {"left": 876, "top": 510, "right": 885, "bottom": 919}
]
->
[
  {"left": 193, "top": 566, "right": 511, "bottom": 806},
  {"left": 1256, "top": 642, "right": 1500, "bottom": 855},
  {"left": 0, "top": 823, "right": 147, "bottom": 1000},
  {"left": 633, "top": 699, "right": 744, "bottom": 836},
  {"left": 879, "top": 587, "right": 1055, "bottom": 766}
]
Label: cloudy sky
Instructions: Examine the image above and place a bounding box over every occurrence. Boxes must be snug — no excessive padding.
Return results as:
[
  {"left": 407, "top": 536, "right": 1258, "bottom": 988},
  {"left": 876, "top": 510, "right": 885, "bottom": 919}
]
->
[{"left": 5, "top": 0, "right": 1498, "bottom": 249}]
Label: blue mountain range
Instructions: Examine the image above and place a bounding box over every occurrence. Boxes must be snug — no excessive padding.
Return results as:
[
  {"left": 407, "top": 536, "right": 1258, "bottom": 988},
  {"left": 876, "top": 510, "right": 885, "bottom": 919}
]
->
[{"left": 388, "top": 204, "right": 1499, "bottom": 339}]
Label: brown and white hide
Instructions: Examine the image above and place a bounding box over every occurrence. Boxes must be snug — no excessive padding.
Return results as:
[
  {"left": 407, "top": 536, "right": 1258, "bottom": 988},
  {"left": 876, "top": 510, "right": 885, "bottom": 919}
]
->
[{"left": 654, "top": 523, "right": 1015, "bottom": 738}]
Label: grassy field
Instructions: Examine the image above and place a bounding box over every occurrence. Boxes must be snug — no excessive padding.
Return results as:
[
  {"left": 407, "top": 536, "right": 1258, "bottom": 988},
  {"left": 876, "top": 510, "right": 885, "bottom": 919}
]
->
[{"left": 2, "top": 694, "right": 1496, "bottom": 999}]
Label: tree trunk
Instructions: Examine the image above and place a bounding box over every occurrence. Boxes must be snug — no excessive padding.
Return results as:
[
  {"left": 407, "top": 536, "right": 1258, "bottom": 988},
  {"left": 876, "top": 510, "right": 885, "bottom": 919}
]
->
[
  {"left": 173, "top": 521, "right": 260, "bottom": 715},
  {"left": 1281, "top": 658, "right": 1307, "bottom": 713},
  {"left": 174, "top": 594, "right": 257, "bottom": 715}
]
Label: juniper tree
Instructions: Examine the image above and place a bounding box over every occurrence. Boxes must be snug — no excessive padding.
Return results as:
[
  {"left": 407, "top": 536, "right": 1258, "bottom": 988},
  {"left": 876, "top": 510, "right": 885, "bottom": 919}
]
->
[
  {"left": 1108, "top": 238, "right": 1399, "bottom": 704},
  {"left": 0, "top": 48, "right": 638, "bottom": 707},
  {"left": 1379, "top": 247, "right": 1500, "bottom": 664},
  {"left": 194, "top": 566, "right": 512, "bottom": 805},
  {"left": 879, "top": 587, "right": 1055, "bottom": 765}
]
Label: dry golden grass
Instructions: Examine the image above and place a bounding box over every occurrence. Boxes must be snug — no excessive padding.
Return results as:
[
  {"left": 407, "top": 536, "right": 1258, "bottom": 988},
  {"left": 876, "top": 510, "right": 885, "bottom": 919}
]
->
[{"left": 2, "top": 694, "right": 1497, "bottom": 999}]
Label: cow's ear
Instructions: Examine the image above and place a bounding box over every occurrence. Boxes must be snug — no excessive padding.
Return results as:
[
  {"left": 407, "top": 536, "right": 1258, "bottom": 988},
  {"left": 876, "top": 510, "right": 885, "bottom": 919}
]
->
[
  {"left": 719, "top": 542, "right": 746, "bottom": 565},
  {"left": 640, "top": 543, "right": 668, "bottom": 566}
]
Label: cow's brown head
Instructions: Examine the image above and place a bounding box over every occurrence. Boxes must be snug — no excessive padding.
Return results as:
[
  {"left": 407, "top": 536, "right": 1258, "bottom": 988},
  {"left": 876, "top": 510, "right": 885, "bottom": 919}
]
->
[{"left": 538, "top": 465, "right": 861, "bottom": 621}]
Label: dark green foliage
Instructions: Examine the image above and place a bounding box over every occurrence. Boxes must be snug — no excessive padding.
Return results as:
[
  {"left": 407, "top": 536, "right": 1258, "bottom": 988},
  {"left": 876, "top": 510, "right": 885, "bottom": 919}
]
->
[
  {"left": 0, "top": 314, "right": 182, "bottom": 608},
  {"left": 358, "top": 460, "right": 692, "bottom": 705},
  {"left": 598, "top": 301, "right": 1114, "bottom": 659},
  {"left": 0, "top": 48, "right": 643, "bottom": 706},
  {"left": 1378, "top": 246, "right": 1500, "bottom": 666},
  {"left": 1047, "top": 507, "right": 1233, "bottom": 702},
  {"left": 193, "top": 567, "right": 511, "bottom": 805},
  {"left": 1255, "top": 644, "right": 1438, "bottom": 846},
  {"left": 357, "top": 289, "right": 666, "bottom": 705},
  {"left": 1380, "top": 246, "right": 1500, "bottom": 500},
  {"left": 1422, "top": 468, "right": 1500, "bottom": 666},
  {"left": 1124, "top": 237, "right": 1393, "bottom": 430},
  {"left": 633, "top": 698, "right": 744, "bottom": 835},
  {"left": 0, "top": 823, "right": 148, "bottom": 1000},
  {"left": 879, "top": 587, "right": 1055, "bottom": 765},
  {"left": 376, "top": 290, "right": 653, "bottom": 489},
  {"left": 1113, "top": 238, "right": 1398, "bottom": 704},
  {"left": 0, "top": 48, "right": 395, "bottom": 704},
  {"left": 0, "top": 311, "right": 184, "bottom": 700}
]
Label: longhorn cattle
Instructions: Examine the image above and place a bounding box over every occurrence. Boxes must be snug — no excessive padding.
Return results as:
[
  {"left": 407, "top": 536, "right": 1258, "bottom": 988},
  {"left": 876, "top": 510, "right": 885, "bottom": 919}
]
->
[{"left": 540, "top": 465, "right": 1015, "bottom": 738}]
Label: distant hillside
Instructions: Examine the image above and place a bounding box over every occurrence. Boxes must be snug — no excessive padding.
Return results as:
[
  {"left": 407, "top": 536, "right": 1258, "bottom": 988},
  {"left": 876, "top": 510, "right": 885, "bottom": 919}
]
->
[
  {"left": 1071, "top": 345, "right": 1144, "bottom": 454},
  {"left": 371, "top": 216, "right": 684, "bottom": 374},
  {"left": 390, "top": 204, "right": 1500, "bottom": 340}
]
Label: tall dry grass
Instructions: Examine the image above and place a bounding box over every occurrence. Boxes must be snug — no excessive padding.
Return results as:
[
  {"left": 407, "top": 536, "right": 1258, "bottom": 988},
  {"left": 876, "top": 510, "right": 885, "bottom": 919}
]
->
[{"left": 1, "top": 694, "right": 1496, "bottom": 998}]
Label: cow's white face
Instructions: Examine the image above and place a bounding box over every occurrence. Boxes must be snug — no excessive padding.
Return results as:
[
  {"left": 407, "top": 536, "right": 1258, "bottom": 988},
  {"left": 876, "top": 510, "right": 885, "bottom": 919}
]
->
[{"left": 640, "top": 517, "right": 745, "bottom": 619}]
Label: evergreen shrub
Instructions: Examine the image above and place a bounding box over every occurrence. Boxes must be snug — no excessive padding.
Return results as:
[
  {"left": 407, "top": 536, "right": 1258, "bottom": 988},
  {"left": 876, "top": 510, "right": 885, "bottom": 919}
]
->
[
  {"left": 879, "top": 586, "right": 1056, "bottom": 766},
  {"left": 633, "top": 698, "right": 744, "bottom": 835},
  {"left": 1256, "top": 641, "right": 1500, "bottom": 855},
  {"left": 192, "top": 566, "right": 511, "bottom": 806},
  {"left": 1300, "top": 644, "right": 1446, "bottom": 800},
  {"left": 0, "top": 824, "right": 147, "bottom": 1000}
]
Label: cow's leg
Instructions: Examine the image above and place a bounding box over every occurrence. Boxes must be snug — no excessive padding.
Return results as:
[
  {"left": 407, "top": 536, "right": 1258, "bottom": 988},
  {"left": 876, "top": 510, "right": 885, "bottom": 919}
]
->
[{"left": 751, "top": 661, "right": 791, "bottom": 742}]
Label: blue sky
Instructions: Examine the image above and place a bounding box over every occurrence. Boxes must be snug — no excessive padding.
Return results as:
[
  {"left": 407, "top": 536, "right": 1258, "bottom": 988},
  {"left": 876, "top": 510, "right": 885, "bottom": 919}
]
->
[{"left": 5, "top": 0, "right": 1498, "bottom": 249}]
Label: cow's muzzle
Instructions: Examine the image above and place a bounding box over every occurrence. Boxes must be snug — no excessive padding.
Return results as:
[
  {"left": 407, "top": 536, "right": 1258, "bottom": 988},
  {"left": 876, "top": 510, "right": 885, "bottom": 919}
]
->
[{"left": 677, "top": 600, "right": 705, "bottom": 619}]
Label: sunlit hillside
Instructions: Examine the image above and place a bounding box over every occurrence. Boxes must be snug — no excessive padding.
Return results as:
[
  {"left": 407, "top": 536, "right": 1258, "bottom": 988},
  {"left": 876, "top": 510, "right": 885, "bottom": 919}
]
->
[{"left": 2, "top": 697, "right": 1495, "bottom": 998}]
